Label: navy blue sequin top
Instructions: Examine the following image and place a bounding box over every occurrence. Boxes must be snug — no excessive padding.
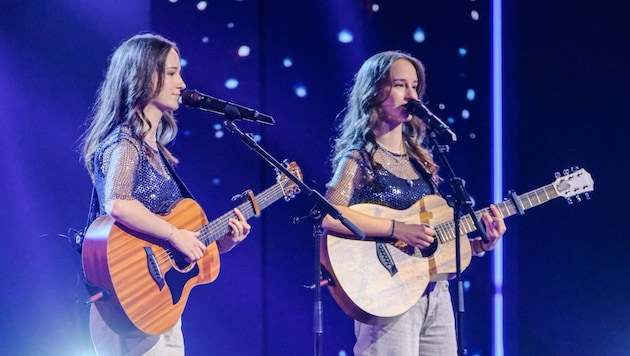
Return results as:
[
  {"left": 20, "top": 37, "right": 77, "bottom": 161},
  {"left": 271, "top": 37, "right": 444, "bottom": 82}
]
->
[
  {"left": 326, "top": 148, "right": 435, "bottom": 210},
  {"left": 93, "top": 125, "right": 182, "bottom": 216}
]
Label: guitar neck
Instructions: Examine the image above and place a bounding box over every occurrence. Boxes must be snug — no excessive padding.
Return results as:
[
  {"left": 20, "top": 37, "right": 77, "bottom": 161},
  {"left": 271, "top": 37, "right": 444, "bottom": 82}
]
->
[
  {"left": 436, "top": 183, "right": 559, "bottom": 241},
  {"left": 197, "top": 183, "right": 286, "bottom": 246}
]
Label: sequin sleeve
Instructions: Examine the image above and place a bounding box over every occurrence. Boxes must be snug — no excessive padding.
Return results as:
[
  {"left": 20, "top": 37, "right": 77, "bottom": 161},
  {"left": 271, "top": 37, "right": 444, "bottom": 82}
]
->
[
  {"left": 325, "top": 151, "right": 368, "bottom": 207},
  {"left": 100, "top": 138, "right": 140, "bottom": 206}
]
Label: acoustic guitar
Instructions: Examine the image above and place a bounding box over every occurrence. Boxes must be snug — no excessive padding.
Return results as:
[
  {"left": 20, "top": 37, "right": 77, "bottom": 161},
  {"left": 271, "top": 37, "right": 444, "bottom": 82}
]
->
[
  {"left": 320, "top": 168, "right": 593, "bottom": 325},
  {"left": 82, "top": 162, "right": 302, "bottom": 335}
]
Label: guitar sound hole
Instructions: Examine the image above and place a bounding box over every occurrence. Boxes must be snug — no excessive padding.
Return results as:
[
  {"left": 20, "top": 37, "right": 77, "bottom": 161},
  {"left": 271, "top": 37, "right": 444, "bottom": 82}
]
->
[
  {"left": 171, "top": 250, "right": 192, "bottom": 270},
  {"left": 420, "top": 241, "right": 438, "bottom": 257}
]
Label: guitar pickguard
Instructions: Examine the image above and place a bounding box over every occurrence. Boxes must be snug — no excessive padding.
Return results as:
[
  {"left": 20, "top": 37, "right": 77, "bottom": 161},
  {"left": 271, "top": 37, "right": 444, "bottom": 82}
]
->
[{"left": 164, "top": 264, "right": 200, "bottom": 305}]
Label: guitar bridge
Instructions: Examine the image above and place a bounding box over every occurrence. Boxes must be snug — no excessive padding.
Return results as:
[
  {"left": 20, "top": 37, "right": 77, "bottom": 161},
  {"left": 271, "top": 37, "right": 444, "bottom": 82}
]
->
[
  {"left": 144, "top": 247, "right": 165, "bottom": 290},
  {"left": 375, "top": 242, "right": 398, "bottom": 277}
]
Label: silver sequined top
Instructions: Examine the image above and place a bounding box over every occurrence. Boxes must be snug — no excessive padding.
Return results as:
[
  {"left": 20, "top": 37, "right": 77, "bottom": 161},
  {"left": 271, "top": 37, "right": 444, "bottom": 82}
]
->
[
  {"left": 326, "top": 148, "right": 435, "bottom": 210},
  {"left": 93, "top": 125, "right": 182, "bottom": 216}
]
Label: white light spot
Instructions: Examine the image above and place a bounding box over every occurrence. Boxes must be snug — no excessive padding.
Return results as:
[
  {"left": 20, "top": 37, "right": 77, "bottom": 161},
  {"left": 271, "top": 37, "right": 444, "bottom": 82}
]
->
[
  {"left": 180, "top": 58, "right": 188, "bottom": 67},
  {"left": 253, "top": 134, "right": 262, "bottom": 142},
  {"left": 469, "top": 132, "right": 477, "bottom": 139},
  {"left": 338, "top": 30, "right": 353, "bottom": 43},
  {"left": 471, "top": 10, "right": 480, "bottom": 21},
  {"left": 372, "top": 4, "right": 380, "bottom": 12},
  {"left": 294, "top": 84, "right": 307, "bottom": 98},
  {"left": 225, "top": 78, "right": 239, "bottom": 89},
  {"left": 202, "top": 36, "right": 209, "bottom": 43},
  {"left": 169, "top": 0, "right": 177, "bottom": 3},
  {"left": 238, "top": 45, "right": 251, "bottom": 57},
  {"left": 227, "top": 22, "right": 235, "bottom": 29},
  {"left": 462, "top": 109, "right": 470, "bottom": 120},
  {"left": 197, "top": 1, "right": 207, "bottom": 11},
  {"left": 213, "top": 123, "right": 222, "bottom": 130},
  {"left": 466, "top": 89, "right": 476, "bottom": 101},
  {"left": 413, "top": 27, "right": 425, "bottom": 43},
  {"left": 438, "top": 103, "right": 446, "bottom": 110},
  {"left": 283, "top": 57, "right": 293, "bottom": 67},
  {"left": 215, "top": 130, "right": 224, "bottom": 139},
  {"left": 459, "top": 47, "right": 467, "bottom": 57}
]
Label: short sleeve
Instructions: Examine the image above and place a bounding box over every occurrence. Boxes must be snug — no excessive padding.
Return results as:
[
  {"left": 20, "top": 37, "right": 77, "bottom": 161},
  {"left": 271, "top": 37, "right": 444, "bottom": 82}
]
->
[
  {"left": 100, "top": 139, "right": 140, "bottom": 206},
  {"left": 325, "top": 152, "right": 368, "bottom": 206}
]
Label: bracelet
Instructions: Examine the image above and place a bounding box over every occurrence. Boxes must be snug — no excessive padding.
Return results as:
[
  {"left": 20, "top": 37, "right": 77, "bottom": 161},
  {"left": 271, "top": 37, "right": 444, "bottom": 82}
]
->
[{"left": 389, "top": 220, "right": 396, "bottom": 238}]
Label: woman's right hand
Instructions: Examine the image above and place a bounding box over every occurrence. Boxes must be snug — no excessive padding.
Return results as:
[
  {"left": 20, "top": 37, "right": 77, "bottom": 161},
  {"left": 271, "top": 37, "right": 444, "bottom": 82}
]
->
[
  {"left": 168, "top": 227, "right": 207, "bottom": 263},
  {"left": 393, "top": 221, "right": 436, "bottom": 249}
]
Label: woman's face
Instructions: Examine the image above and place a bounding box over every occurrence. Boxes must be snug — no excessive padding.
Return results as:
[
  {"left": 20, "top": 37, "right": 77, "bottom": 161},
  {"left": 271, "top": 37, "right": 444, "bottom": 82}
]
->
[
  {"left": 380, "top": 59, "right": 419, "bottom": 124},
  {"left": 150, "top": 48, "right": 186, "bottom": 113}
]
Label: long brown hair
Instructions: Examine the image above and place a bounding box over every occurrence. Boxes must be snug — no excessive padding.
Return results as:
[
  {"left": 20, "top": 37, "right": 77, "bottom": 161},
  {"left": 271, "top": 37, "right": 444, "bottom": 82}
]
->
[
  {"left": 81, "top": 33, "right": 180, "bottom": 178},
  {"left": 331, "top": 50, "right": 438, "bottom": 176}
]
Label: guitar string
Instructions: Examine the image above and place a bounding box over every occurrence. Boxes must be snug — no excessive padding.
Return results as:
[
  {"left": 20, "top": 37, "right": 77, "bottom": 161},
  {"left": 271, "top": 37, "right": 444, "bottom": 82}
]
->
[
  {"left": 433, "top": 184, "right": 557, "bottom": 243},
  {"left": 151, "top": 179, "right": 296, "bottom": 266},
  {"left": 150, "top": 185, "right": 285, "bottom": 265}
]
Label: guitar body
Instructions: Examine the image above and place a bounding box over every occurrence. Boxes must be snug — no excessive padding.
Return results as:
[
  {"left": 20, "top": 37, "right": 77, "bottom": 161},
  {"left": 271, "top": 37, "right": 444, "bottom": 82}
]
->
[
  {"left": 320, "top": 195, "right": 472, "bottom": 325},
  {"left": 81, "top": 162, "right": 304, "bottom": 336},
  {"left": 82, "top": 198, "right": 220, "bottom": 336}
]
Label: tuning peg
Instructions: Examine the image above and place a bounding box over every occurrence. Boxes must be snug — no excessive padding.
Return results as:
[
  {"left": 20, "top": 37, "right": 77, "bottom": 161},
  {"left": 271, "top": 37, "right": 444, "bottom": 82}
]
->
[
  {"left": 554, "top": 171, "right": 561, "bottom": 179},
  {"left": 571, "top": 166, "right": 580, "bottom": 172},
  {"left": 584, "top": 193, "right": 591, "bottom": 200},
  {"left": 575, "top": 195, "right": 582, "bottom": 203},
  {"left": 563, "top": 168, "right": 570, "bottom": 176},
  {"left": 566, "top": 197, "right": 573, "bottom": 205}
]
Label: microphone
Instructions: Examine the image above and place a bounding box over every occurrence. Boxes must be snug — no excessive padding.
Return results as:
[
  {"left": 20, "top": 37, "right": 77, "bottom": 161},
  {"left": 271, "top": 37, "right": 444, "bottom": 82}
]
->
[
  {"left": 405, "top": 99, "right": 457, "bottom": 141},
  {"left": 180, "top": 89, "right": 275, "bottom": 125}
]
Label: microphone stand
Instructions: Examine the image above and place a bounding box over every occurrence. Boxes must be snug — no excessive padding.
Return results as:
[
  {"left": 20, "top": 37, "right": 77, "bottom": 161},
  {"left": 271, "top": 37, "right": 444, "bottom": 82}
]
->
[
  {"left": 426, "top": 131, "right": 488, "bottom": 356},
  {"left": 220, "top": 113, "right": 365, "bottom": 356},
  {"left": 293, "top": 206, "right": 326, "bottom": 356}
]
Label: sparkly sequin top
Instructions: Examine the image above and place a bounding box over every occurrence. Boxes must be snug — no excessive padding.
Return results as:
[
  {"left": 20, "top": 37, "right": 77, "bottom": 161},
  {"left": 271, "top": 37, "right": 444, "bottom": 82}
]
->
[
  {"left": 326, "top": 147, "right": 435, "bottom": 210},
  {"left": 93, "top": 125, "right": 182, "bottom": 216}
]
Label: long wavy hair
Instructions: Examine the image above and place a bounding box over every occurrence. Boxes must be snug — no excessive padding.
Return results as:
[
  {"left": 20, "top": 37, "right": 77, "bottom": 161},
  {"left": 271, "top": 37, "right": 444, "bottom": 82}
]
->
[
  {"left": 81, "top": 33, "right": 180, "bottom": 178},
  {"left": 331, "top": 51, "right": 439, "bottom": 177}
]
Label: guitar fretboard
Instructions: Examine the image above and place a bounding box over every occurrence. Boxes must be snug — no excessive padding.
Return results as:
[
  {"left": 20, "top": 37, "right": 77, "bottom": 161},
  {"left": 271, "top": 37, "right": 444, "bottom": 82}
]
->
[
  {"left": 196, "top": 183, "right": 287, "bottom": 246},
  {"left": 434, "top": 183, "right": 559, "bottom": 244}
]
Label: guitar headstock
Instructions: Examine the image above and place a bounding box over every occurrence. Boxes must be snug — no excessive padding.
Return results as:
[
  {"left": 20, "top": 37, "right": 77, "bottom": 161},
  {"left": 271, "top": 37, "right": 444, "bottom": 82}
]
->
[
  {"left": 276, "top": 161, "right": 302, "bottom": 201},
  {"left": 552, "top": 167, "right": 594, "bottom": 204}
]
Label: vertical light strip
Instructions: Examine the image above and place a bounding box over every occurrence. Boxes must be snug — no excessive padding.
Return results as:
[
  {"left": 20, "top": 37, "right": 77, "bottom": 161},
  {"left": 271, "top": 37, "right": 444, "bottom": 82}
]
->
[{"left": 491, "top": 0, "right": 504, "bottom": 355}]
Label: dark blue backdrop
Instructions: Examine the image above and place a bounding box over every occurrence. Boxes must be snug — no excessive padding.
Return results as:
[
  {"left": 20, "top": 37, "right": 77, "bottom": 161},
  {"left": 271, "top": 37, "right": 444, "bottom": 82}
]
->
[{"left": 0, "top": 0, "right": 626, "bottom": 355}]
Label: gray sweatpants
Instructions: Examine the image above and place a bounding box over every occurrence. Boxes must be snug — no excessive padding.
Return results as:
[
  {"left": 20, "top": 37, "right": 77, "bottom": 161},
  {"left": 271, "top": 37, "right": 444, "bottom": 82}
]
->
[{"left": 353, "top": 280, "right": 457, "bottom": 356}]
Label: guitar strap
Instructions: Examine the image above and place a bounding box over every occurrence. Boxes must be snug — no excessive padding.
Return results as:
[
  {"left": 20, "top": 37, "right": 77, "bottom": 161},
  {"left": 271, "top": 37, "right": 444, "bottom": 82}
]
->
[
  {"left": 75, "top": 186, "right": 99, "bottom": 254},
  {"left": 159, "top": 149, "right": 195, "bottom": 200},
  {"left": 409, "top": 157, "right": 445, "bottom": 197}
]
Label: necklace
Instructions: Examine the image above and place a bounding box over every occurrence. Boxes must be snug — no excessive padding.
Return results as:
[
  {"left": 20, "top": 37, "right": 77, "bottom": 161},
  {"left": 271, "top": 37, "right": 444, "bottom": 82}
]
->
[
  {"left": 376, "top": 142, "right": 407, "bottom": 161},
  {"left": 376, "top": 142, "right": 415, "bottom": 186}
]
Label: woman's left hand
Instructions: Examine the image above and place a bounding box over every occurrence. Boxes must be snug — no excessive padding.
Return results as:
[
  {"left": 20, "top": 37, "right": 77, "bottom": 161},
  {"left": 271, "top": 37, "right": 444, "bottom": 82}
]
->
[
  {"left": 217, "top": 208, "right": 251, "bottom": 253},
  {"left": 479, "top": 204, "right": 507, "bottom": 251}
]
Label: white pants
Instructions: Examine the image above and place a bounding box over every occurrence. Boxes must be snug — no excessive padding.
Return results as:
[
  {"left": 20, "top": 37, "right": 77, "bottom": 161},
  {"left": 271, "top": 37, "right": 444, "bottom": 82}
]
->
[
  {"left": 353, "top": 280, "right": 457, "bottom": 356},
  {"left": 89, "top": 304, "right": 185, "bottom": 356}
]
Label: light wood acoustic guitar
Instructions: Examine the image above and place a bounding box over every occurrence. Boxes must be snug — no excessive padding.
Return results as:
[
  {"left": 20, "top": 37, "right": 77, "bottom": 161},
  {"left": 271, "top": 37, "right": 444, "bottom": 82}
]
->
[
  {"left": 82, "top": 162, "right": 302, "bottom": 335},
  {"left": 320, "top": 168, "right": 594, "bottom": 325}
]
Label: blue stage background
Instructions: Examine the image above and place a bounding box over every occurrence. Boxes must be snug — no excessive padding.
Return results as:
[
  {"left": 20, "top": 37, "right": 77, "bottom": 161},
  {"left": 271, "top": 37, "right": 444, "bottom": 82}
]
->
[{"left": 0, "top": 0, "right": 626, "bottom": 355}]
